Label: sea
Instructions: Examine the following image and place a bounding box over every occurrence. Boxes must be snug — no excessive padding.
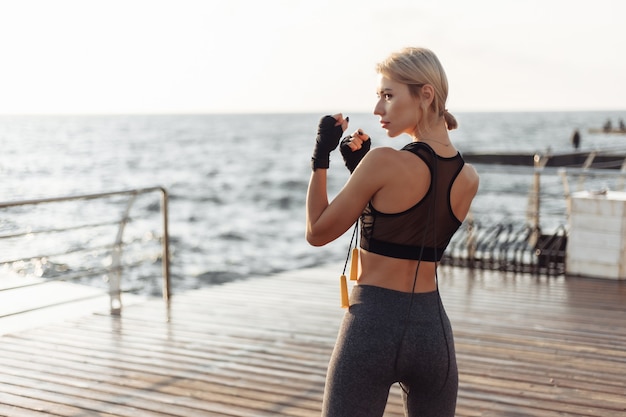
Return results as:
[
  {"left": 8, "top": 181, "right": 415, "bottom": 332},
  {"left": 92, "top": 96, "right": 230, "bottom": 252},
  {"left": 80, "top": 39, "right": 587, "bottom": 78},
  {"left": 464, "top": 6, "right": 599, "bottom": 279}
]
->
[{"left": 1, "top": 111, "right": 626, "bottom": 294}]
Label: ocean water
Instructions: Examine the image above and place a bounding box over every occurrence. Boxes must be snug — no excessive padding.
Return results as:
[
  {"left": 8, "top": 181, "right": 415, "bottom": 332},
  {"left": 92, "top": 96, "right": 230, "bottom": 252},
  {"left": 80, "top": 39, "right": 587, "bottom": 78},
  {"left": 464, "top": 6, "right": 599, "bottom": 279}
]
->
[{"left": 1, "top": 111, "right": 625, "bottom": 292}]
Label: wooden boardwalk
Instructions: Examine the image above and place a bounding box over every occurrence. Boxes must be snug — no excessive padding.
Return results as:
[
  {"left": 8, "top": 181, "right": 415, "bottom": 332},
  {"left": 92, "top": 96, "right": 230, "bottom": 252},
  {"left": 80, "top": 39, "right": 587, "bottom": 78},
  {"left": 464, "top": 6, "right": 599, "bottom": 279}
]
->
[{"left": 0, "top": 264, "right": 624, "bottom": 416}]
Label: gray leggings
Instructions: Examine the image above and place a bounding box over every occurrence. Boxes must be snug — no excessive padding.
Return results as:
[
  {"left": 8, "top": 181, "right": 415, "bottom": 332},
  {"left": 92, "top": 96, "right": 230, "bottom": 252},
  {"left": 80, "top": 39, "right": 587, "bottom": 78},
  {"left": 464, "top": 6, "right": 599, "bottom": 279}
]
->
[{"left": 322, "top": 285, "right": 458, "bottom": 417}]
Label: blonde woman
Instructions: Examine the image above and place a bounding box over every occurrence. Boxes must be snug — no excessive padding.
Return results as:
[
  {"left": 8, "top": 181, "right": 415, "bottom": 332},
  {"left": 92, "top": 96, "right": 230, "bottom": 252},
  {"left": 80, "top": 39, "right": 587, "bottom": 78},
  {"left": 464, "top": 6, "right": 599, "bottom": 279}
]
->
[{"left": 306, "top": 47, "right": 479, "bottom": 416}]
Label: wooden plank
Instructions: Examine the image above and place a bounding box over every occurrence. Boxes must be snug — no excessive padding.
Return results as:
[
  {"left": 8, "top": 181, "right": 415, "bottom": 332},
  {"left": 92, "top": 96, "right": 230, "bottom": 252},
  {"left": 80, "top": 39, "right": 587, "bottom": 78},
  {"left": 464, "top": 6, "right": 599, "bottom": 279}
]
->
[
  {"left": 0, "top": 279, "right": 146, "bottom": 336},
  {"left": 0, "top": 264, "right": 624, "bottom": 416}
]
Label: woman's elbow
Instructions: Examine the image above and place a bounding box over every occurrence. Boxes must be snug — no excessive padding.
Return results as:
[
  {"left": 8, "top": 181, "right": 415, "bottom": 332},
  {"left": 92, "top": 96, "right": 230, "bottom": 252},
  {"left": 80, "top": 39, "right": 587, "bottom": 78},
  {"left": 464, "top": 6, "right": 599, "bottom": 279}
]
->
[{"left": 306, "top": 230, "right": 328, "bottom": 247}]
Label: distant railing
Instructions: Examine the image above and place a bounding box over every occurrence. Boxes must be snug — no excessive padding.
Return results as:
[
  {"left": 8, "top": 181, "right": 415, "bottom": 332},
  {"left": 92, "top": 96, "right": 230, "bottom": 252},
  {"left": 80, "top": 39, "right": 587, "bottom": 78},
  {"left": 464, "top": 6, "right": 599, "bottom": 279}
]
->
[
  {"left": 446, "top": 162, "right": 626, "bottom": 276},
  {"left": 0, "top": 187, "right": 170, "bottom": 316}
]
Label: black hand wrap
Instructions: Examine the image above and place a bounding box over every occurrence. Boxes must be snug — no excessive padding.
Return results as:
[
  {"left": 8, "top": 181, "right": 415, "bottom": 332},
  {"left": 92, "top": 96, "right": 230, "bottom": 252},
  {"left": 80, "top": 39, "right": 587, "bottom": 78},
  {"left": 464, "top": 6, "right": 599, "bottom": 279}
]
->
[
  {"left": 340, "top": 135, "right": 371, "bottom": 173},
  {"left": 311, "top": 115, "right": 344, "bottom": 171}
]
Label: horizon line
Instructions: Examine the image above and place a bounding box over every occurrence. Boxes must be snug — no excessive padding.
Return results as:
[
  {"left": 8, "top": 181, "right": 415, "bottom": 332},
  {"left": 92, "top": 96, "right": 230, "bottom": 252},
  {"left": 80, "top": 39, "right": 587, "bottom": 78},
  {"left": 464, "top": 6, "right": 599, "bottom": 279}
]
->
[{"left": 1, "top": 109, "right": 626, "bottom": 117}]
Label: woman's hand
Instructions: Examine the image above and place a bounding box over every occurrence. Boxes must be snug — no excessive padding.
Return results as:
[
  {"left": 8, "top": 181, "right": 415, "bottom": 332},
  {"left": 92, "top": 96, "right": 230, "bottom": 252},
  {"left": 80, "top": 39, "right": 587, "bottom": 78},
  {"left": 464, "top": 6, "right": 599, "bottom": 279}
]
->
[
  {"left": 311, "top": 114, "right": 349, "bottom": 171},
  {"left": 340, "top": 129, "right": 371, "bottom": 173}
]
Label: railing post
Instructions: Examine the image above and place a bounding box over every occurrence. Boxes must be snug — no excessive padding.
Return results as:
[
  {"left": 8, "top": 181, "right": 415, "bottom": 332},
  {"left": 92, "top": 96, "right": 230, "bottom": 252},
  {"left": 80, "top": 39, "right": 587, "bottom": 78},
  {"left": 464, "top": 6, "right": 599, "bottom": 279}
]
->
[
  {"left": 110, "top": 193, "right": 138, "bottom": 315},
  {"left": 466, "top": 212, "right": 476, "bottom": 268},
  {"left": 160, "top": 187, "right": 171, "bottom": 302},
  {"left": 528, "top": 154, "right": 544, "bottom": 248}
]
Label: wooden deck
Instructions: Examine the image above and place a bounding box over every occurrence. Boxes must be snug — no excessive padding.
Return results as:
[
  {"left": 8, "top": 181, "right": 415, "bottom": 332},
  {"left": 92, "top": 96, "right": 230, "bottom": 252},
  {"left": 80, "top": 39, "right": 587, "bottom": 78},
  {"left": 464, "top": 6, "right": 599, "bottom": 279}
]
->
[{"left": 0, "top": 264, "right": 624, "bottom": 416}]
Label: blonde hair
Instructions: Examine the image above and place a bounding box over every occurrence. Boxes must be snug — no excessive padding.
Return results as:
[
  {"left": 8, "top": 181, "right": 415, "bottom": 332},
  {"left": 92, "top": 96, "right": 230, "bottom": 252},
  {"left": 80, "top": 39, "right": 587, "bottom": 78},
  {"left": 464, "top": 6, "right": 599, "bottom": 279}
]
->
[{"left": 376, "top": 47, "right": 458, "bottom": 130}]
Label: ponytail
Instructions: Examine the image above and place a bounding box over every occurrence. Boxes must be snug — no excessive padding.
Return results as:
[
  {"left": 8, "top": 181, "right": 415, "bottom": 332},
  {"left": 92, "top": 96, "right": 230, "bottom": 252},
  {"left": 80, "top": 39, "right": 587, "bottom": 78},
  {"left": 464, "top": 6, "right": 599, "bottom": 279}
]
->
[{"left": 443, "top": 109, "right": 458, "bottom": 130}]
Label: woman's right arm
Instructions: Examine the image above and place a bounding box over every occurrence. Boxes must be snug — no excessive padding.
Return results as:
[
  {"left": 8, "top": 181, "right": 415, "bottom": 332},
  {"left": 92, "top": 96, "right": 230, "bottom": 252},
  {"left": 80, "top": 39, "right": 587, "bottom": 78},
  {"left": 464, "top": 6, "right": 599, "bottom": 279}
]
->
[{"left": 305, "top": 147, "right": 392, "bottom": 246}]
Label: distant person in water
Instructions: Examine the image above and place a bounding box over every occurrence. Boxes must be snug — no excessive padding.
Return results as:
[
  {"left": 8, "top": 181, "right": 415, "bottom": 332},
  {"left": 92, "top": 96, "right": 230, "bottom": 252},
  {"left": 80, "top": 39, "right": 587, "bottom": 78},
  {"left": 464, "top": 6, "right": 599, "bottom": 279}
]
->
[
  {"left": 619, "top": 119, "right": 626, "bottom": 132},
  {"left": 603, "top": 119, "right": 612, "bottom": 132},
  {"left": 571, "top": 129, "right": 581, "bottom": 150}
]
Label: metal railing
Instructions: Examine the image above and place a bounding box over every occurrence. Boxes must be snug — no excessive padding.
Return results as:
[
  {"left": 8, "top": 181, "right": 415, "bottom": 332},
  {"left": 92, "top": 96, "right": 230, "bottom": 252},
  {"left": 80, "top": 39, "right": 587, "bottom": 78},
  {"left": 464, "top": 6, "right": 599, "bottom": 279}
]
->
[
  {"left": 445, "top": 163, "right": 626, "bottom": 276},
  {"left": 0, "top": 187, "right": 170, "bottom": 316}
]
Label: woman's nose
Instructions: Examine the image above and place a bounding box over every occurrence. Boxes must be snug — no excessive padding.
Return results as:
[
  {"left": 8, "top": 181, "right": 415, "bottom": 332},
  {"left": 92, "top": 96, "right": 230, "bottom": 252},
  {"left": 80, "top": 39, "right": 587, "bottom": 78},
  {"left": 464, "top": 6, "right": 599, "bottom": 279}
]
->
[{"left": 373, "top": 100, "right": 384, "bottom": 116}]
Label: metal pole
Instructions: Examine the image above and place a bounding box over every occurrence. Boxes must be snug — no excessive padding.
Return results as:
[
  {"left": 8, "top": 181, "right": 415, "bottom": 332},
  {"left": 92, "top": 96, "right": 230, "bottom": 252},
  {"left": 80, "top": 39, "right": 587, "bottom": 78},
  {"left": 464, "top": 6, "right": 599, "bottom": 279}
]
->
[
  {"left": 110, "top": 193, "right": 137, "bottom": 315},
  {"left": 160, "top": 187, "right": 171, "bottom": 302},
  {"left": 529, "top": 154, "right": 543, "bottom": 248},
  {"left": 466, "top": 212, "right": 476, "bottom": 268}
]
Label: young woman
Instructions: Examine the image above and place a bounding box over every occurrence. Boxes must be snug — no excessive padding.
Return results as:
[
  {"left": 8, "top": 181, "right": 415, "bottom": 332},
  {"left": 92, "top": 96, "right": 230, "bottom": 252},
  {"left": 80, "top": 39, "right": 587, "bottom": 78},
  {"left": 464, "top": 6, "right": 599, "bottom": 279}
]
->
[{"left": 306, "top": 47, "right": 479, "bottom": 416}]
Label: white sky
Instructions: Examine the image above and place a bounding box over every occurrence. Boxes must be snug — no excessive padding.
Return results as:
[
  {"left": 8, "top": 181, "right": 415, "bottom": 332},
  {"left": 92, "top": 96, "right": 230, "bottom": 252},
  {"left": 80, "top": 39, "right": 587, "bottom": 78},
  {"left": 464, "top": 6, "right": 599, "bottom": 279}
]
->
[{"left": 0, "top": 0, "right": 625, "bottom": 114}]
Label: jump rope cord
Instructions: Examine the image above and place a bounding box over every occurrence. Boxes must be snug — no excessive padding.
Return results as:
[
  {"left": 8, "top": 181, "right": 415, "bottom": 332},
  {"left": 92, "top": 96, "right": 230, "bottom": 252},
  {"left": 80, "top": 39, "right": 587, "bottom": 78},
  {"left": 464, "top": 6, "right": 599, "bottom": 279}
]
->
[
  {"left": 339, "top": 222, "right": 359, "bottom": 308},
  {"left": 397, "top": 145, "right": 451, "bottom": 397},
  {"left": 342, "top": 223, "right": 359, "bottom": 276},
  {"left": 340, "top": 145, "right": 451, "bottom": 396}
]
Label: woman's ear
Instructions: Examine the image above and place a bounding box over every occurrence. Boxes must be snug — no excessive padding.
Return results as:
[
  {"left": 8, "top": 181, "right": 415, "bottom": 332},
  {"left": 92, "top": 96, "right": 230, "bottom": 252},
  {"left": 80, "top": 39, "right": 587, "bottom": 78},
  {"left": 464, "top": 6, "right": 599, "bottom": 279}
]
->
[{"left": 420, "top": 84, "right": 435, "bottom": 106}]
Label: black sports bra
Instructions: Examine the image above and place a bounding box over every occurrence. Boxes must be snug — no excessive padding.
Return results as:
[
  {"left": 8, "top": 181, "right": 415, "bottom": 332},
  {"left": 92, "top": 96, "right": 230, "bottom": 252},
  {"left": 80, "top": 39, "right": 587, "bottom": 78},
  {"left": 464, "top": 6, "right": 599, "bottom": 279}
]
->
[{"left": 360, "top": 142, "right": 465, "bottom": 261}]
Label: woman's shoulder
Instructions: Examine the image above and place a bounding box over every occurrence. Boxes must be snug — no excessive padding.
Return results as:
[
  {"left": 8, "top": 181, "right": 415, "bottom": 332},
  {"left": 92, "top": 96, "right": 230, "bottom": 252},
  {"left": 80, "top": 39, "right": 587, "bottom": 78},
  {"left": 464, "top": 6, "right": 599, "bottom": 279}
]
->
[
  {"left": 463, "top": 163, "right": 480, "bottom": 181},
  {"left": 359, "top": 146, "right": 400, "bottom": 166},
  {"left": 460, "top": 163, "right": 480, "bottom": 194},
  {"left": 366, "top": 145, "right": 421, "bottom": 161},
  {"left": 357, "top": 145, "right": 429, "bottom": 177},
  {"left": 363, "top": 145, "right": 421, "bottom": 165},
  {"left": 368, "top": 146, "right": 398, "bottom": 156}
]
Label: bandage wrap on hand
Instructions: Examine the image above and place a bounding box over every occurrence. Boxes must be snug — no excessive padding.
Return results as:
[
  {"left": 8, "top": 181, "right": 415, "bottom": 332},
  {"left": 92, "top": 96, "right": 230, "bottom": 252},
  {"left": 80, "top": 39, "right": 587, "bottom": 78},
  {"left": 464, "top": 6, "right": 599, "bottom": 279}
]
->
[
  {"left": 340, "top": 135, "right": 371, "bottom": 173},
  {"left": 311, "top": 115, "right": 343, "bottom": 171}
]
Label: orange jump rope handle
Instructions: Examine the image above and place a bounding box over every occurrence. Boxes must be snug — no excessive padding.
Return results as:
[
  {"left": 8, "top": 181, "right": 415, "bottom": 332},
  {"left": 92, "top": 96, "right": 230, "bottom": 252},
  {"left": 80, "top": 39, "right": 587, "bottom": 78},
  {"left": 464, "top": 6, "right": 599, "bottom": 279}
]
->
[
  {"left": 349, "top": 247, "right": 359, "bottom": 281},
  {"left": 340, "top": 274, "right": 349, "bottom": 308}
]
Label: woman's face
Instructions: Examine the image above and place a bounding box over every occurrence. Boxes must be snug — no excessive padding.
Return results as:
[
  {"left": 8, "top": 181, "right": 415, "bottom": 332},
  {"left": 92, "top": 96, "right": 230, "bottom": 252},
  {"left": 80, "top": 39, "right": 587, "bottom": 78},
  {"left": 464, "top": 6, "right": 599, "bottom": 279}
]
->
[{"left": 373, "top": 74, "right": 420, "bottom": 138}]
